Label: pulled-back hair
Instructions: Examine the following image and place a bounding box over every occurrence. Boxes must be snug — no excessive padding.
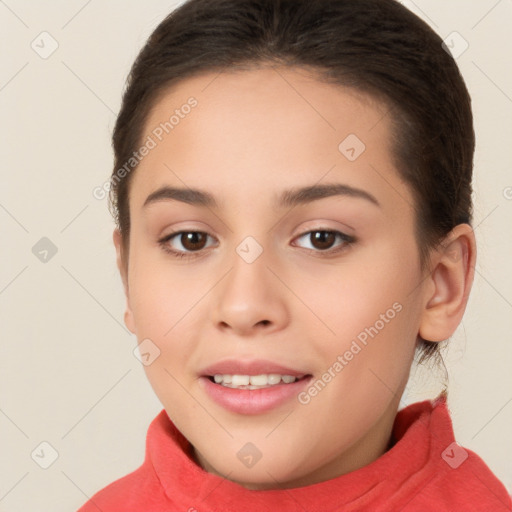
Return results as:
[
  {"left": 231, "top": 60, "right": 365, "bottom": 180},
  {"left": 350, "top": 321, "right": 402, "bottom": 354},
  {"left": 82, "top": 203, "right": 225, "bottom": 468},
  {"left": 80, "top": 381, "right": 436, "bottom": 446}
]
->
[{"left": 109, "top": 0, "right": 474, "bottom": 364}]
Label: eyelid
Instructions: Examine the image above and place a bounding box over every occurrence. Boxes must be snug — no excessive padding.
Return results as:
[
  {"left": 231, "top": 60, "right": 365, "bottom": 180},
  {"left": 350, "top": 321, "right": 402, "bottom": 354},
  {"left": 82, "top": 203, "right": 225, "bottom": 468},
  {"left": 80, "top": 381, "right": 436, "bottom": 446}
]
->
[{"left": 291, "top": 219, "right": 355, "bottom": 237}]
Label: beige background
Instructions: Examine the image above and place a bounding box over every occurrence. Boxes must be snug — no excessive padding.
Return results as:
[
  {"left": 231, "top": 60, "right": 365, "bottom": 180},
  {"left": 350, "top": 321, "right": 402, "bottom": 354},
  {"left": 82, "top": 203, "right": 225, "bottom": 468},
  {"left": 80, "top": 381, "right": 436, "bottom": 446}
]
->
[{"left": 1, "top": 1, "right": 511, "bottom": 510}]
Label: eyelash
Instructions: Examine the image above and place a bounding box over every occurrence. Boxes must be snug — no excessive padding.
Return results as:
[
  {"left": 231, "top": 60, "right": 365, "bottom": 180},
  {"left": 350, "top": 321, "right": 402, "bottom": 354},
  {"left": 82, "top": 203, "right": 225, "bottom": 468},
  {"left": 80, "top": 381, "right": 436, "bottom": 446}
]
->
[{"left": 157, "top": 229, "right": 355, "bottom": 260}]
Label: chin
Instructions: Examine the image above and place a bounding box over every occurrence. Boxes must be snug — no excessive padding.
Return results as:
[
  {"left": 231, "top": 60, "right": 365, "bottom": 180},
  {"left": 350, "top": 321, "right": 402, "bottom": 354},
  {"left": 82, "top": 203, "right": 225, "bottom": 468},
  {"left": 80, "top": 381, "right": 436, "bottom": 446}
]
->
[
  {"left": 197, "top": 444, "right": 311, "bottom": 490},
  {"left": 227, "top": 467, "right": 304, "bottom": 490}
]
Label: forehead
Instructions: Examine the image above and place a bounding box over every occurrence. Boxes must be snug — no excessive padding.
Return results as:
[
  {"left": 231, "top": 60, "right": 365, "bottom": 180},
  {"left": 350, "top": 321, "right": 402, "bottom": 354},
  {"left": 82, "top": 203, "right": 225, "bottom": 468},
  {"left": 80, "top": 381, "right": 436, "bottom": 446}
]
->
[
  {"left": 144, "top": 65, "right": 389, "bottom": 143},
  {"left": 129, "top": 66, "right": 411, "bottom": 216}
]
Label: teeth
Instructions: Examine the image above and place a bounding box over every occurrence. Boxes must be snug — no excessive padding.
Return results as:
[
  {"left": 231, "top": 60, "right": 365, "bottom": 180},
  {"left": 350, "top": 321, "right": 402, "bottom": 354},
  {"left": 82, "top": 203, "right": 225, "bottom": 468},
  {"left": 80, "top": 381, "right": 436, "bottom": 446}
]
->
[
  {"left": 231, "top": 375, "right": 250, "bottom": 386},
  {"left": 211, "top": 373, "right": 302, "bottom": 388},
  {"left": 267, "top": 374, "right": 282, "bottom": 385},
  {"left": 249, "top": 374, "right": 268, "bottom": 386}
]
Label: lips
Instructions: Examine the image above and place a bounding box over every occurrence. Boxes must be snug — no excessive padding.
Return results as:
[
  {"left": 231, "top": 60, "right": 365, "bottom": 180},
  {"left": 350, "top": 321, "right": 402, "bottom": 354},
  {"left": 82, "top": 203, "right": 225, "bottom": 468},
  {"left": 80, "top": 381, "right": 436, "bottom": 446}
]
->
[
  {"left": 199, "top": 358, "right": 309, "bottom": 378},
  {"left": 198, "top": 358, "right": 313, "bottom": 414}
]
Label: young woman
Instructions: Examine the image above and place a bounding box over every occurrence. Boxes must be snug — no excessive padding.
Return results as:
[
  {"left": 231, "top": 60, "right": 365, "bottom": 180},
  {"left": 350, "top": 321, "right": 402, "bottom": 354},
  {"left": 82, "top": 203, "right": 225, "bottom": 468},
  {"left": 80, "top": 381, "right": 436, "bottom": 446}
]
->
[{"left": 79, "top": 0, "right": 511, "bottom": 509}]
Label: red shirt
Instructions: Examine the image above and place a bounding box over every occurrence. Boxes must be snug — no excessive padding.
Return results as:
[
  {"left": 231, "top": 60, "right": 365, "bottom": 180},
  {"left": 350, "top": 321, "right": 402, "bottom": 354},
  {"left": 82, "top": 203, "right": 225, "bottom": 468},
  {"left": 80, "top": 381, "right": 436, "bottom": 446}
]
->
[{"left": 78, "top": 395, "right": 511, "bottom": 511}]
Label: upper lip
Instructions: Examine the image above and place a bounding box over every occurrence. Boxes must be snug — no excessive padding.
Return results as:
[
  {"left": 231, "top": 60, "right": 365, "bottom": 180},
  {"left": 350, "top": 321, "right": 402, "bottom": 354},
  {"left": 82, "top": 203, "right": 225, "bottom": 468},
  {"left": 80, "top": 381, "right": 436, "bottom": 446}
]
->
[{"left": 199, "top": 358, "right": 310, "bottom": 377}]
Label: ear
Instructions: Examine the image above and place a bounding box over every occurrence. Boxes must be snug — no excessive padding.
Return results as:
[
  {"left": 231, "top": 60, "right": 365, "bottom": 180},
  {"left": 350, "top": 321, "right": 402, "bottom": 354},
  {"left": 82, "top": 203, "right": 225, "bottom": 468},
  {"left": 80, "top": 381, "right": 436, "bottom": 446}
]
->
[
  {"left": 419, "top": 224, "right": 476, "bottom": 342},
  {"left": 113, "top": 228, "right": 136, "bottom": 334}
]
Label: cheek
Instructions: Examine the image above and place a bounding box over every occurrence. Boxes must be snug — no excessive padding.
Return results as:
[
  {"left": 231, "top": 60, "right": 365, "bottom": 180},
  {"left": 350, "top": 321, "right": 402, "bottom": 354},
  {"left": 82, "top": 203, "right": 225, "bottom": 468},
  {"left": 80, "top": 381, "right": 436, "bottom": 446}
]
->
[
  {"left": 307, "top": 244, "right": 422, "bottom": 384},
  {"left": 127, "top": 251, "right": 210, "bottom": 380},
  {"left": 128, "top": 246, "right": 204, "bottom": 333},
  {"left": 315, "top": 255, "right": 418, "bottom": 340}
]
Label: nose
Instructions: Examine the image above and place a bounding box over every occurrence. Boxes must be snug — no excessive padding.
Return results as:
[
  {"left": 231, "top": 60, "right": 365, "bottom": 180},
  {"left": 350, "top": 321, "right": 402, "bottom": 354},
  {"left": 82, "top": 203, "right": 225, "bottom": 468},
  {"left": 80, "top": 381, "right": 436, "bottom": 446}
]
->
[{"left": 212, "top": 250, "right": 290, "bottom": 337}]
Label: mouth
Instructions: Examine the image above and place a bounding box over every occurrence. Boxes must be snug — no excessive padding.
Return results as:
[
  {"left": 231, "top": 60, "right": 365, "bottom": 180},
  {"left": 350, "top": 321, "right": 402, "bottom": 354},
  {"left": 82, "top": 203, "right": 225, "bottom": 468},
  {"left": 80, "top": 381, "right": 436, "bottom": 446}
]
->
[{"left": 198, "top": 359, "right": 313, "bottom": 414}]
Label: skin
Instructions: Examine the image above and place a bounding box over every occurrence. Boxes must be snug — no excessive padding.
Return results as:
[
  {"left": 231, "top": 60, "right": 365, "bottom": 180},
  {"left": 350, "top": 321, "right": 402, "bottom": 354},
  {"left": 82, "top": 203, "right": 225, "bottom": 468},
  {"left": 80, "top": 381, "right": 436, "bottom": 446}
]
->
[{"left": 113, "top": 66, "right": 476, "bottom": 490}]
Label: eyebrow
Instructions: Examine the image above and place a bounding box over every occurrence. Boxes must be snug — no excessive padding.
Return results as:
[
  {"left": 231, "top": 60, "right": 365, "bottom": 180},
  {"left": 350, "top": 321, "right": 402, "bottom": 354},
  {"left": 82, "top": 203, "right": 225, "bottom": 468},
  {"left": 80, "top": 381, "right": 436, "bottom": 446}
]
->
[{"left": 142, "top": 183, "right": 380, "bottom": 209}]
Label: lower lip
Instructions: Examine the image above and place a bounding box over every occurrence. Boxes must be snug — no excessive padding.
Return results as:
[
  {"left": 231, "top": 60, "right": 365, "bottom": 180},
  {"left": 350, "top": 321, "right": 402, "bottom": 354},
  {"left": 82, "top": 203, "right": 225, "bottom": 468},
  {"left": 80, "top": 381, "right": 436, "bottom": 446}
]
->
[{"left": 199, "top": 376, "right": 312, "bottom": 415}]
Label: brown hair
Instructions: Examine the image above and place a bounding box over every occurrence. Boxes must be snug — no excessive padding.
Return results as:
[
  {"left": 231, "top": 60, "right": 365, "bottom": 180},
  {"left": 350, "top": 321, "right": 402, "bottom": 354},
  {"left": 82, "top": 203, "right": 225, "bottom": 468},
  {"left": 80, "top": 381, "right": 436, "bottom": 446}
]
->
[{"left": 109, "top": 0, "right": 474, "bottom": 364}]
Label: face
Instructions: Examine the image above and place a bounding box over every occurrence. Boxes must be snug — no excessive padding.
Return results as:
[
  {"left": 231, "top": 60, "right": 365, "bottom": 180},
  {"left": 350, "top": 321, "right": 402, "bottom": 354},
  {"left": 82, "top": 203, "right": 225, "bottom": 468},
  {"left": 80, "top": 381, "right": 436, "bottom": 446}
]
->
[{"left": 116, "top": 66, "right": 431, "bottom": 489}]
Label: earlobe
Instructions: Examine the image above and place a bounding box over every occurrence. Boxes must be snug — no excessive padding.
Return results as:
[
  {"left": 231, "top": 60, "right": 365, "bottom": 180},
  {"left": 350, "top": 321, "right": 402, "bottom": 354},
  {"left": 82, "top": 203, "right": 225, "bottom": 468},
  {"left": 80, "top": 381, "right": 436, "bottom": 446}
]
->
[
  {"left": 113, "top": 228, "right": 136, "bottom": 334},
  {"left": 418, "top": 224, "right": 476, "bottom": 342}
]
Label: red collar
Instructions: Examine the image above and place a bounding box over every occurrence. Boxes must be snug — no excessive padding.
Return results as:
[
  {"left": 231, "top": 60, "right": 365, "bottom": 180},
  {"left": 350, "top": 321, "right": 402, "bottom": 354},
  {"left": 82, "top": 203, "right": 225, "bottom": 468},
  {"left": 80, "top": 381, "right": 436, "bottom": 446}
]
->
[{"left": 146, "top": 395, "right": 454, "bottom": 510}]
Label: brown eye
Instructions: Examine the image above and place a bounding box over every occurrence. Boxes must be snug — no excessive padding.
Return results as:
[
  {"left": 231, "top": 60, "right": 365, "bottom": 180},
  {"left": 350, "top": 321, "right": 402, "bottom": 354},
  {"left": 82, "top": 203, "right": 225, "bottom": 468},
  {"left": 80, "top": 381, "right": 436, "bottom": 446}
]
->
[
  {"left": 160, "top": 231, "right": 216, "bottom": 256},
  {"left": 180, "top": 232, "right": 208, "bottom": 251},
  {"left": 310, "top": 231, "right": 336, "bottom": 250},
  {"left": 293, "top": 229, "right": 354, "bottom": 254}
]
